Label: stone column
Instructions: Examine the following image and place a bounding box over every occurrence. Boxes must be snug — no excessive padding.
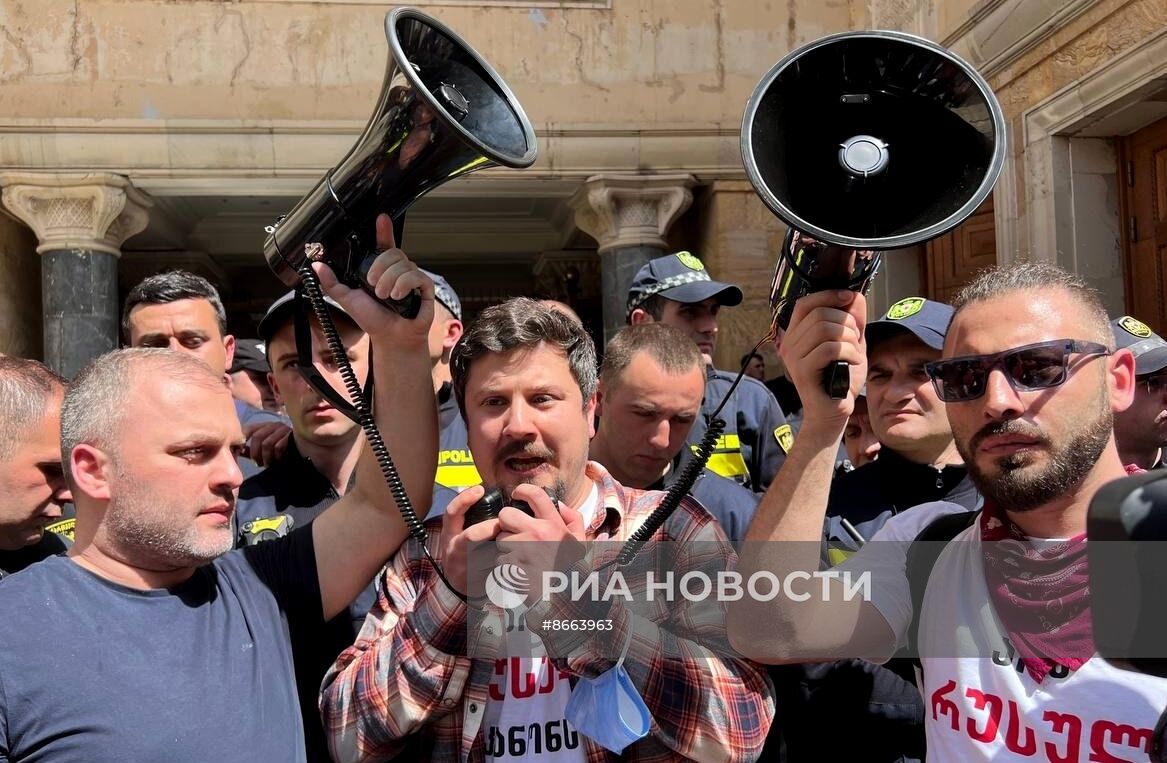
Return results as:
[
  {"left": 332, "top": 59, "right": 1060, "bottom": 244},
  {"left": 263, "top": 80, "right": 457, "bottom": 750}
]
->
[
  {"left": 0, "top": 172, "right": 152, "bottom": 377},
  {"left": 569, "top": 174, "right": 696, "bottom": 343}
]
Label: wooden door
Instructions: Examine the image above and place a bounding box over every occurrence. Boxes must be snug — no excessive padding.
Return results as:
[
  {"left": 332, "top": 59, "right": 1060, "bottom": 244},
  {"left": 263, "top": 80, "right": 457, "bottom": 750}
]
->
[
  {"left": 923, "top": 195, "right": 996, "bottom": 304},
  {"left": 1119, "top": 115, "right": 1167, "bottom": 334}
]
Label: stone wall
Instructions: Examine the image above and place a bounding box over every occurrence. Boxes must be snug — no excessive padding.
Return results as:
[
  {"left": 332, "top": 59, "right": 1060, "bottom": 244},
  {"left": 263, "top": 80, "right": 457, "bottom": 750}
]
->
[{"left": 0, "top": 0, "right": 852, "bottom": 128}]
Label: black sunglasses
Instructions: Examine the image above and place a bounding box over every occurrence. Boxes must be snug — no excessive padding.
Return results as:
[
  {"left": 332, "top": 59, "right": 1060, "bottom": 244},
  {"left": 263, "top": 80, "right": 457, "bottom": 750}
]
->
[{"left": 925, "top": 339, "right": 1111, "bottom": 403}]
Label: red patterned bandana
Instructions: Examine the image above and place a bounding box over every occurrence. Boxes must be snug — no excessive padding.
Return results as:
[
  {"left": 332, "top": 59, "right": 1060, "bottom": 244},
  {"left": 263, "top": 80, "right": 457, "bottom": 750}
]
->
[{"left": 979, "top": 499, "right": 1092, "bottom": 683}]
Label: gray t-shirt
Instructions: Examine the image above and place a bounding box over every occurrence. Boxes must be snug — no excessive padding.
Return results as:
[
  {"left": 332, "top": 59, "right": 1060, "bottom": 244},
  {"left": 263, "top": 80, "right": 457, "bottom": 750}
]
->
[{"left": 0, "top": 527, "right": 323, "bottom": 762}]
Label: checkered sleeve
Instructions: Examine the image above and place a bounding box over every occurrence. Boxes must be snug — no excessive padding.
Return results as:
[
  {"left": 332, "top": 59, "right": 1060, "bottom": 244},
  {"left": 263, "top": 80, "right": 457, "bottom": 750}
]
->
[
  {"left": 319, "top": 534, "right": 472, "bottom": 763},
  {"left": 531, "top": 497, "right": 775, "bottom": 763}
]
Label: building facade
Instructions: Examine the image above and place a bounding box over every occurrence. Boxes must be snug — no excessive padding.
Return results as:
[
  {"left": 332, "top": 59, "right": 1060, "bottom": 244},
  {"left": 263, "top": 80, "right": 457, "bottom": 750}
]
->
[{"left": 0, "top": 0, "right": 1164, "bottom": 375}]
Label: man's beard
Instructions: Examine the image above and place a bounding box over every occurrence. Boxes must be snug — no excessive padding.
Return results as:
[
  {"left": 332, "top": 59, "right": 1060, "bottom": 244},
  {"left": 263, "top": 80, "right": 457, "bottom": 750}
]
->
[
  {"left": 504, "top": 480, "right": 568, "bottom": 507},
  {"left": 106, "top": 472, "right": 234, "bottom": 569},
  {"left": 957, "top": 401, "right": 1112, "bottom": 513}
]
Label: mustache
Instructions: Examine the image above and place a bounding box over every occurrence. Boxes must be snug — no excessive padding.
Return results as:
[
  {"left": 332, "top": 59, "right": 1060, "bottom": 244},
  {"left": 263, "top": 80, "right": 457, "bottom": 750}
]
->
[
  {"left": 496, "top": 441, "right": 556, "bottom": 462},
  {"left": 969, "top": 419, "right": 1049, "bottom": 452}
]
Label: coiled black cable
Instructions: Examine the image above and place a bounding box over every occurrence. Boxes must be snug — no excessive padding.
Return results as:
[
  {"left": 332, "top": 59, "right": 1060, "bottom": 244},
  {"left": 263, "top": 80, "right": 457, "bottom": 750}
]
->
[
  {"left": 295, "top": 262, "right": 465, "bottom": 600},
  {"left": 604, "top": 417, "right": 725, "bottom": 568}
]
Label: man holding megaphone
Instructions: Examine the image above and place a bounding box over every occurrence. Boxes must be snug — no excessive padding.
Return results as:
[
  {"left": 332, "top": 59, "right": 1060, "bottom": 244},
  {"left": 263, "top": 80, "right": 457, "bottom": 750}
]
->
[{"left": 730, "top": 263, "right": 1167, "bottom": 763}]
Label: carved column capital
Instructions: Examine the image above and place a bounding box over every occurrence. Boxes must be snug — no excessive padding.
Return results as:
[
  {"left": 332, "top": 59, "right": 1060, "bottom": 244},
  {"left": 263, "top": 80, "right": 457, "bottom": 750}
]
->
[
  {"left": 569, "top": 173, "right": 696, "bottom": 254},
  {"left": 0, "top": 172, "right": 152, "bottom": 256}
]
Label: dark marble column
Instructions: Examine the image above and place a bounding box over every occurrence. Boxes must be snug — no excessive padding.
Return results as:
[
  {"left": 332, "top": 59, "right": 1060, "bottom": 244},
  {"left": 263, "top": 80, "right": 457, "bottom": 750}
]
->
[
  {"left": 569, "top": 174, "right": 696, "bottom": 345},
  {"left": 599, "top": 244, "right": 656, "bottom": 342},
  {"left": 42, "top": 249, "right": 120, "bottom": 378},
  {"left": 0, "top": 172, "right": 151, "bottom": 377}
]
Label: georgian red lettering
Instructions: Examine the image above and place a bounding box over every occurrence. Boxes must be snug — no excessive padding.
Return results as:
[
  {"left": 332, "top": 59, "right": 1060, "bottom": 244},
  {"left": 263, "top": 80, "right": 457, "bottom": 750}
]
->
[
  {"left": 1042, "top": 710, "right": 1082, "bottom": 763},
  {"left": 538, "top": 658, "right": 556, "bottom": 694},
  {"left": 1088, "top": 720, "right": 1153, "bottom": 762},
  {"left": 931, "top": 679, "right": 960, "bottom": 731},
  {"left": 1004, "top": 700, "right": 1038, "bottom": 756},
  {"left": 510, "top": 657, "right": 537, "bottom": 699},
  {"left": 489, "top": 658, "right": 507, "bottom": 701},
  {"left": 965, "top": 688, "right": 1003, "bottom": 743}
]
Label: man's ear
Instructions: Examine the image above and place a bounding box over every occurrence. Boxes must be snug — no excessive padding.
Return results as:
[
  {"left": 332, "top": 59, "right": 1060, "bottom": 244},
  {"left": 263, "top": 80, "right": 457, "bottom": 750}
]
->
[
  {"left": 628, "top": 309, "right": 654, "bottom": 326},
  {"left": 1109, "top": 347, "right": 1137, "bottom": 414},
  {"left": 444, "top": 320, "right": 464, "bottom": 350},
  {"left": 223, "top": 334, "right": 237, "bottom": 375},
  {"left": 593, "top": 384, "right": 606, "bottom": 420},
  {"left": 267, "top": 371, "right": 287, "bottom": 407},
  {"left": 441, "top": 319, "right": 464, "bottom": 363},
  {"left": 70, "top": 444, "right": 114, "bottom": 502},
  {"left": 584, "top": 392, "right": 598, "bottom": 440}
]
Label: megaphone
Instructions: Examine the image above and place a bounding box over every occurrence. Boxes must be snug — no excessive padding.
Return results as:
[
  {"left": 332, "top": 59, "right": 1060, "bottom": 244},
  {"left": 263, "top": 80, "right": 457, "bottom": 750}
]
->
[
  {"left": 741, "top": 30, "right": 1005, "bottom": 396},
  {"left": 263, "top": 6, "right": 538, "bottom": 318}
]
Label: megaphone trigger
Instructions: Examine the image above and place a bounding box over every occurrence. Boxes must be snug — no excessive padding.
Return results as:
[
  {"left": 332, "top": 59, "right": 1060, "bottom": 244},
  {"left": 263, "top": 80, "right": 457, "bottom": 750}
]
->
[
  {"left": 383, "top": 290, "right": 424, "bottom": 321},
  {"left": 822, "top": 361, "right": 851, "bottom": 400}
]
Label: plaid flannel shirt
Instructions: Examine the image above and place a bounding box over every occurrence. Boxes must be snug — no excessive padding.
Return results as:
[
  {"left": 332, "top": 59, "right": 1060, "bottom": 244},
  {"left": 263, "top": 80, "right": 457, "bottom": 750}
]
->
[{"left": 320, "top": 462, "right": 774, "bottom": 763}]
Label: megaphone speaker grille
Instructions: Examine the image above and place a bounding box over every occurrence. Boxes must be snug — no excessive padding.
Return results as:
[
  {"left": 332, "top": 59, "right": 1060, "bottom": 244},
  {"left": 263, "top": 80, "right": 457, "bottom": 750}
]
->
[{"left": 742, "top": 31, "right": 1005, "bottom": 250}]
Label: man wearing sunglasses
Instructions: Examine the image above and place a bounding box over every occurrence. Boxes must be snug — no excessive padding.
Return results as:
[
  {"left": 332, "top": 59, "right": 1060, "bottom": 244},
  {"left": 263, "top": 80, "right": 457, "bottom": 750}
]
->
[
  {"left": 773, "top": 297, "right": 981, "bottom": 763},
  {"left": 731, "top": 263, "right": 1167, "bottom": 763},
  {"left": 1111, "top": 316, "right": 1167, "bottom": 471}
]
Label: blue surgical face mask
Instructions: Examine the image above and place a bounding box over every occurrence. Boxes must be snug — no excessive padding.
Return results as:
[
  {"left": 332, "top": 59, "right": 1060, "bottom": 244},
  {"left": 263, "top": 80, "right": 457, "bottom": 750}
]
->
[{"left": 564, "top": 626, "right": 651, "bottom": 754}]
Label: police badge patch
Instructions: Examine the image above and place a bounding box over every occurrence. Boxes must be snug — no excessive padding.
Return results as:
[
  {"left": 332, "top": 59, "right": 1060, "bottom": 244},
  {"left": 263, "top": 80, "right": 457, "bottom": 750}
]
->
[
  {"left": 885, "top": 297, "right": 926, "bottom": 320},
  {"left": 675, "top": 251, "right": 705, "bottom": 271},
  {"left": 44, "top": 518, "right": 75, "bottom": 542},
  {"left": 1118, "top": 315, "right": 1153, "bottom": 338},
  {"left": 774, "top": 424, "right": 794, "bottom": 454}
]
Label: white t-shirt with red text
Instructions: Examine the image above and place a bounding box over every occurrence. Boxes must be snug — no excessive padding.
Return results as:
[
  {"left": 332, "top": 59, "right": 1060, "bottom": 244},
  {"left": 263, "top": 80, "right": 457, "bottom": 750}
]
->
[{"left": 855, "top": 502, "right": 1167, "bottom": 763}]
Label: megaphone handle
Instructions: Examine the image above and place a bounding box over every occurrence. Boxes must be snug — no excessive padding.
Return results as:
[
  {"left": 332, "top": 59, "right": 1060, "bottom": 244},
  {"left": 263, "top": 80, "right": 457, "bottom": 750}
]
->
[
  {"left": 822, "top": 360, "right": 850, "bottom": 400},
  {"left": 355, "top": 253, "right": 422, "bottom": 320},
  {"left": 374, "top": 286, "right": 422, "bottom": 320}
]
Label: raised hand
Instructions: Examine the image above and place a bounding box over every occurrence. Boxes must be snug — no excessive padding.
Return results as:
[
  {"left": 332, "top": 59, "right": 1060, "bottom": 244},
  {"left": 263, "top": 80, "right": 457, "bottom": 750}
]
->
[
  {"left": 312, "top": 213, "right": 435, "bottom": 345},
  {"left": 779, "top": 289, "right": 868, "bottom": 439}
]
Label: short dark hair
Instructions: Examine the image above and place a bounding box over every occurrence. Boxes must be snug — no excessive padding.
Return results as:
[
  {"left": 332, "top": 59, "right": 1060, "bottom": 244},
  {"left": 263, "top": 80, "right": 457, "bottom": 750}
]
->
[
  {"left": 451, "top": 297, "right": 597, "bottom": 420},
  {"left": 952, "top": 263, "right": 1112, "bottom": 348},
  {"left": 627, "top": 294, "right": 668, "bottom": 323},
  {"left": 0, "top": 357, "right": 67, "bottom": 461},
  {"left": 740, "top": 351, "right": 764, "bottom": 368},
  {"left": 601, "top": 324, "right": 703, "bottom": 390},
  {"left": 122, "top": 271, "right": 228, "bottom": 341}
]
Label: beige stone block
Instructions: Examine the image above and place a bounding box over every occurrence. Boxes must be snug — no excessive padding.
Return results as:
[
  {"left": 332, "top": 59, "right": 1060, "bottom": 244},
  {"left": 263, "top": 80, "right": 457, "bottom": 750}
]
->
[{"left": 691, "top": 180, "right": 787, "bottom": 368}]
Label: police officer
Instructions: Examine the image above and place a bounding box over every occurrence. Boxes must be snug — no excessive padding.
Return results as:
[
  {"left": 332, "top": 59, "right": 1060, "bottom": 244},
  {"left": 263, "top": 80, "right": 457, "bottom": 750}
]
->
[
  {"left": 1112, "top": 315, "right": 1167, "bottom": 470},
  {"left": 236, "top": 290, "right": 376, "bottom": 763},
  {"left": 824, "top": 296, "right": 979, "bottom": 554},
  {"left": 627, "top": 251, "right": 790, "bottom": 492},
  {"left": 422, "top": 270, "right": 481, "bottom": 519},
  {"left": 590, "top": 324, "right": 760, "bottom": 543}
]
